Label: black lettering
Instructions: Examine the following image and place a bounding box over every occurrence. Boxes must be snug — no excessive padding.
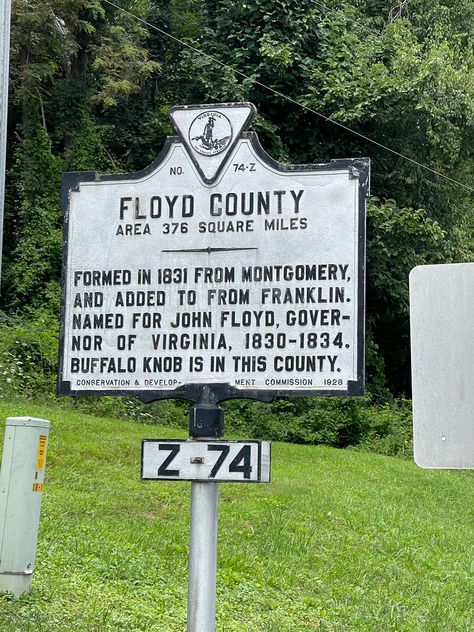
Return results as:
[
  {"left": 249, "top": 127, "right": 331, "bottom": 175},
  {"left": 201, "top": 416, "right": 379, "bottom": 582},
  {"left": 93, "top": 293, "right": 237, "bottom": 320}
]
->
[
  {"left": 208, "top": 444, "right": 230, "bottom": 478},
  {"left": 158, "top": 444, "right": 180, "bottom": 476},
  {"left": 166, "top": 195, "right": 178, "bottom": 218},
  {"left": 135, "top": 197, "right": 146, "bottom": 220},
  {"left": 150, "top": 196, "right": 162, "bottom": 218},
  {"left": 119, "top": 197, "right": 132, "bottom": 220},
  {"left": 229, "top": 445, "right": 252, "bottom": 479}
]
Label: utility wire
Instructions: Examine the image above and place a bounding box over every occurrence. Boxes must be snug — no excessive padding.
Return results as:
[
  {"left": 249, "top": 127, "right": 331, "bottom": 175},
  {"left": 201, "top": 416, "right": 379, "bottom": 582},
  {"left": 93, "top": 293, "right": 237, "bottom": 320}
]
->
[{"left": 102, "top": 0, "right": 474, "bottom": 194}]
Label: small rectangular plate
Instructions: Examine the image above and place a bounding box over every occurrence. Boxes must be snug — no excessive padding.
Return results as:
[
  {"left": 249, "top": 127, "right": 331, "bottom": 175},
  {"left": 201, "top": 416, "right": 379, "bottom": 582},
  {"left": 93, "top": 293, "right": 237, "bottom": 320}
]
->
[{"left": 141, "top": 439, "right": 271, "bottom": 483}]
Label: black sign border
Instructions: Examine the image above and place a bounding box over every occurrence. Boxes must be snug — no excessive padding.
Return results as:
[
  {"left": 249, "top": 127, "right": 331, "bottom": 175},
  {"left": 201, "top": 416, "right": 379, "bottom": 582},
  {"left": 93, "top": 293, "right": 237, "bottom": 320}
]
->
[{"left": 58, "top": 129, "right": 369, "bottom": 404}]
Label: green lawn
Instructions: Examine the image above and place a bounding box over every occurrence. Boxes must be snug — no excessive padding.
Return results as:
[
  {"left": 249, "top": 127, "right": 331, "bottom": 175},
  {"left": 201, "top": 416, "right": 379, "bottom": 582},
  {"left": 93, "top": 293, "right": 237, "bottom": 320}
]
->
[{"left": 0, "top": 400, "right": 472, "bottom": 631}]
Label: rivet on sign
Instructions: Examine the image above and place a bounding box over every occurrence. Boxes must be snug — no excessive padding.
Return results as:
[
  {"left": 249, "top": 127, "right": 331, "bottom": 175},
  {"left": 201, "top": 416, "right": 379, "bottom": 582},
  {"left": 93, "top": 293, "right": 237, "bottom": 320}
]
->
[{"left": 190, "top": 457, "right": 205, "bottom": 464}]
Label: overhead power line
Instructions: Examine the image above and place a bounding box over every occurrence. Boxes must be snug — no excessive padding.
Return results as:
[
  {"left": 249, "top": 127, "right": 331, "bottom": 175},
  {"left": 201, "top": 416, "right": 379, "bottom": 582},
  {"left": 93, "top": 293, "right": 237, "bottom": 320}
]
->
[{"left": 102, "top": 0, "right": 474, "bottom": 194}]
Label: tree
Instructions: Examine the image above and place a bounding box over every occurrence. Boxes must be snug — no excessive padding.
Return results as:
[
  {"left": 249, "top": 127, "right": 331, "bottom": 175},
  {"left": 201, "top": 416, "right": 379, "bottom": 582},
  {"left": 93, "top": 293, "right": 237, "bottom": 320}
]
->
[
  {"left": 3, "top": 0, "right": 162, "bottom": 311},
  {"left": 2, "top": 0, "right": 472, "bottom": 396},
  {"left": 177, "top": 0, "right": 473, "bottom": 393}
]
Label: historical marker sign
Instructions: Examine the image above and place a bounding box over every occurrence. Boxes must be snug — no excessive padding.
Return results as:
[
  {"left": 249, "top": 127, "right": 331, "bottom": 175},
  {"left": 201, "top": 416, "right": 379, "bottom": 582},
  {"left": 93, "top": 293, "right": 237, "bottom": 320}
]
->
[{"left": 58, "top": 102, "right": 369, "bottom": 402}]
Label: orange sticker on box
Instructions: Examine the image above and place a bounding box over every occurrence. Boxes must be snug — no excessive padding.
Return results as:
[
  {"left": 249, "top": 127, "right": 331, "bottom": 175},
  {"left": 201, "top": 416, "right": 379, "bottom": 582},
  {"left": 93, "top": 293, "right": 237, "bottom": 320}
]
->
[{"left": 36, "top": 435, "right": 48, "bottom": 470}]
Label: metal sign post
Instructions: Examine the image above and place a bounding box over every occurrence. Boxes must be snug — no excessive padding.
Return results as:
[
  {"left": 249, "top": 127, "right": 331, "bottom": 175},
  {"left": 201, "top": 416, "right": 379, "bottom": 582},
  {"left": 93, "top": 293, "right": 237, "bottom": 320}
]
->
[
  {"left": 59, "top": 101, "right": 368, "bottom": 632},
  {"left": 187, "top": 398, "right": 221, "bottom": 632},
  {"left": 0, "top": 0, "right": 12, "bottom": 286},
  {"left": 141, "top": 396, "right": 271, "bottom": 632},
  {"left": 188, "top": 479, "right": 219, "bottom": 632}
]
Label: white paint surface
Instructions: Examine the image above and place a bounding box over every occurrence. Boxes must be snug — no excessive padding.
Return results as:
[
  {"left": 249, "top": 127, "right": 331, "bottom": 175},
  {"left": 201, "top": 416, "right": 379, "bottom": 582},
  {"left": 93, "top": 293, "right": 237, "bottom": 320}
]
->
[{"left": 410, "top": 263, "right": 474, "bottom": 468}]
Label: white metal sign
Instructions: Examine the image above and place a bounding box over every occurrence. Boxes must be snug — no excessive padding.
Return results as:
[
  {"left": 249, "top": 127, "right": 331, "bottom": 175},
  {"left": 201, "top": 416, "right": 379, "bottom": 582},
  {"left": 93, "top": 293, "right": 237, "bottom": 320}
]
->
[
  {"left": 59, "top": 102, "right": 368, "bottom": 401},
  {"left": 410, "top": 263, "right": 474, "bottom": 469},
  {"left": 141, "top": 439, "right": 271, "bottom": 483}
]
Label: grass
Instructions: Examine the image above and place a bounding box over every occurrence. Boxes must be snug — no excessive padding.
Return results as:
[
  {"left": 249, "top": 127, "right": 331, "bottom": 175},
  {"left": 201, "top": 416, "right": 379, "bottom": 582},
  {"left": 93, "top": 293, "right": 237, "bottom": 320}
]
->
[{"left": 0, "top": 399, "right": 473, "bottom": 631}]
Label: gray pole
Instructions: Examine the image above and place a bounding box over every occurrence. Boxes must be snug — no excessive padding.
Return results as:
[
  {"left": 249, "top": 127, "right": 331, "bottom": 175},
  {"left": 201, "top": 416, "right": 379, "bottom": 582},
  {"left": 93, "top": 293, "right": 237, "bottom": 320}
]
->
[
  {"left": 0, "top": 0, "right": 11, "bottom": 287},
  {"left": 187, "top": 390, "right": 224, "bottom": 632},
  {"left": 187, "top": 481, "right": 219, "bottom": 632}
]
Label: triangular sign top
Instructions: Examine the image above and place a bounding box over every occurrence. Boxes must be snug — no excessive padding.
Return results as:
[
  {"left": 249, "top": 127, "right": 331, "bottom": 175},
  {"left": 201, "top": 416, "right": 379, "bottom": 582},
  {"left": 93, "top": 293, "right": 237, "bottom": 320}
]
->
[{"left": 169, "top": 102, "right": 256, "bottom": 185}]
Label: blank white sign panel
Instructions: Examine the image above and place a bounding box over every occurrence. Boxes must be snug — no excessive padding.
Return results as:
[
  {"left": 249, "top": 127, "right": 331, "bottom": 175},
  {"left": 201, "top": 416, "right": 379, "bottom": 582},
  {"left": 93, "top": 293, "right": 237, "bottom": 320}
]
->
[{"left": 410, "top": 263, "right": 474, "bottom": 468}]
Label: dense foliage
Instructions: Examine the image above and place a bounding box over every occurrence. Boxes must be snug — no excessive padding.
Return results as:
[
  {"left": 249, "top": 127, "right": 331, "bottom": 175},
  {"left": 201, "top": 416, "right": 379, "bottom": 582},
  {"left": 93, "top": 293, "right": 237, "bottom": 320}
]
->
[{"left": 1, "top": 0, "right": 472, "bottom": 430}]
